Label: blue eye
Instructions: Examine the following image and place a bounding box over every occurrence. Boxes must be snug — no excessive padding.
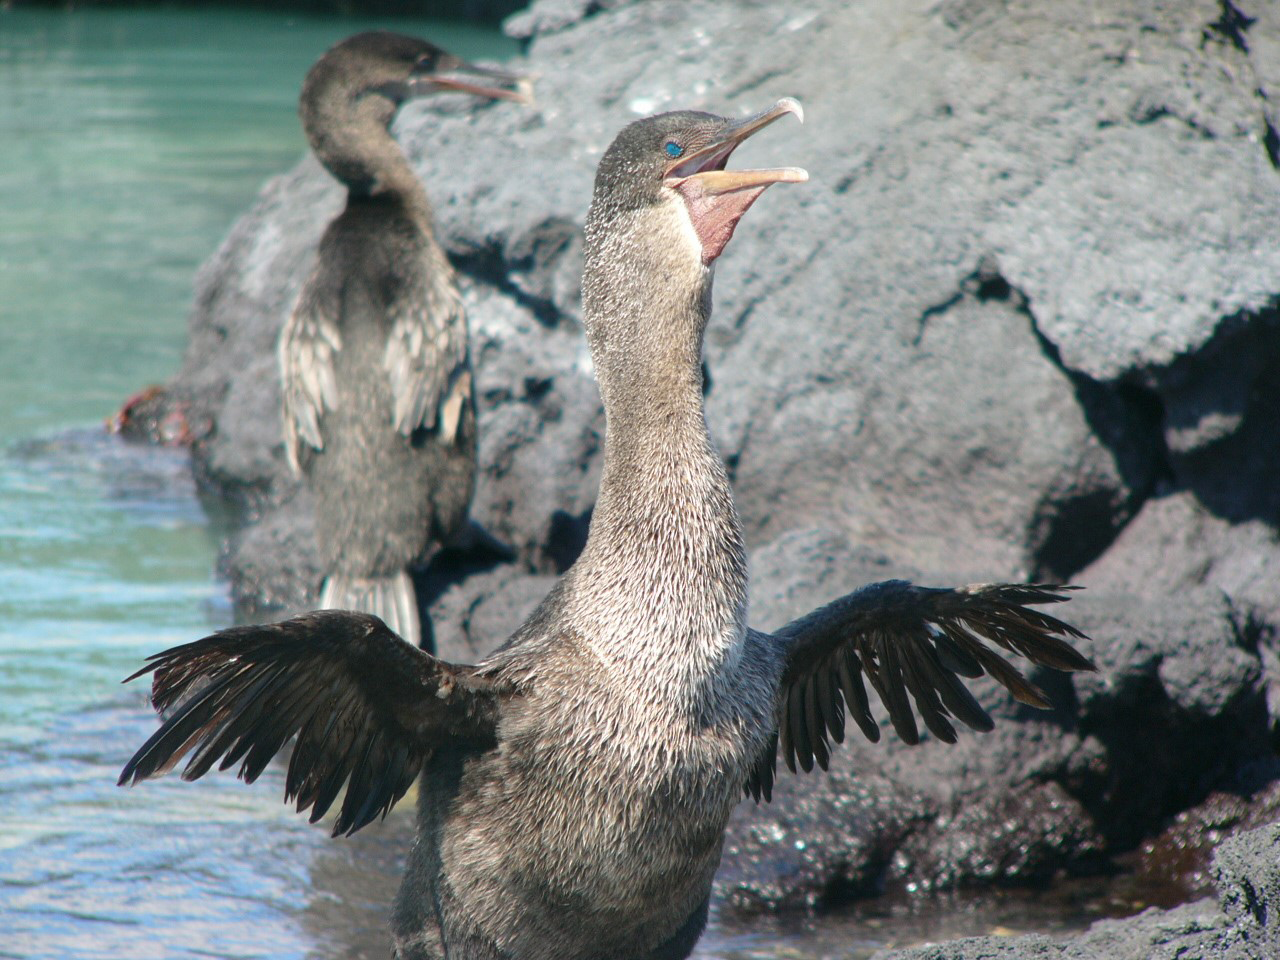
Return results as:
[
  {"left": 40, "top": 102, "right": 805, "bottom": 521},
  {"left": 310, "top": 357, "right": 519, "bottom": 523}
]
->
[{"left": 664, "top": 141, "right": 684, "bottom": 158}]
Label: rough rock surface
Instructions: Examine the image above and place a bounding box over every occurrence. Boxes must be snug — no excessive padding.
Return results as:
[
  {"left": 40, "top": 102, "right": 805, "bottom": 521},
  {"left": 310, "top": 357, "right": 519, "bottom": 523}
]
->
[{"left": 144, "top": 0, "right": 1280, "bottom": 935}]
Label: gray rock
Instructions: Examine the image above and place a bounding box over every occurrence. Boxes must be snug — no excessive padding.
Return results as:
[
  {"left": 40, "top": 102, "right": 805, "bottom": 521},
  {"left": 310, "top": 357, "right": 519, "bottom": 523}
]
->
[
  {"left": 140, "top": 0, "right": 1280, "bottom": 928},
  {"left": 1079, "top": 491, "right": 1280, "bottom": 741},
  {"left": 427, "top": 563, "right": 556, "bottom": 663},
  {"left": 164, "top": 0, "right": 1280, "bottom": 596},
  {"left": 179, "top": 157, "right": 342, "bottom": 510},
  {"left": 222, "top": 488, "right": 322, "bottom": 619},
  {"left": 504, "top": 0, "right": 631, "bottom": 39},
  {"left": 1213, "top": 821, "right": 1280, "bottom": 957},
  {"left": 1079, "top": 491, "right": 1280, "bottom": 624}
]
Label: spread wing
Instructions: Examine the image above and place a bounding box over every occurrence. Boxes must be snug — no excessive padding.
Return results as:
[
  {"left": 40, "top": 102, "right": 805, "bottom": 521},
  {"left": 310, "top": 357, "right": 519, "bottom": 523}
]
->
[
  {"left": 118, "top": 610, "right": 506, "bottom": 836},
  {"left": 279, "top": 285, "right": 342, "bottom": 474},
  {"left": 384, "top": 266, "right": 470, "bottom": 443},
  {"left": 745, "top": 582, "right": 1094, "bottom": 802}
]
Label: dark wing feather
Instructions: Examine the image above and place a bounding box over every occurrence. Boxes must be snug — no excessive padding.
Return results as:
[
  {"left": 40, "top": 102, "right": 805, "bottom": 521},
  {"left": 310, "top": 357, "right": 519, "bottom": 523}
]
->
[
  {"left": 745, "top": 581, "right": 1093, "bottom": 798},
  {"left": 837, "top": 650, "right": 878, "bottom": 742},
  {"left": 748, "top": 731, "right": 778, "bottom": 803},
  {"left": 118, "top": 610, "right": 505, "bottom": 836}
]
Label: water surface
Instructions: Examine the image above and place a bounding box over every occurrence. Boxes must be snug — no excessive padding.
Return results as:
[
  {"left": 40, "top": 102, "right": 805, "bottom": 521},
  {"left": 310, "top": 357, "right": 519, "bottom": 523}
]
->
[{"left": 0, "top": 11, "right": 506, "bottom": 958}]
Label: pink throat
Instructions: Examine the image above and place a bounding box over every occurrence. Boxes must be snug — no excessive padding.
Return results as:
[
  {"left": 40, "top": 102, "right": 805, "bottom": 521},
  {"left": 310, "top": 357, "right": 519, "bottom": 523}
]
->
[{"left": 674, "top": 178, "right": 773, "bottom": 266}]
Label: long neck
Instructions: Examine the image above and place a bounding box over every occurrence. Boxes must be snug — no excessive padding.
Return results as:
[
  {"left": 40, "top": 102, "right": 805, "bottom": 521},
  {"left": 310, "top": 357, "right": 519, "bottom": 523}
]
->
[
  {"left": 569, "top": 207, "right": 749, "bottom": 693},
  {"left": 304, "top": 91, "right": 430, "bottom": 217}
]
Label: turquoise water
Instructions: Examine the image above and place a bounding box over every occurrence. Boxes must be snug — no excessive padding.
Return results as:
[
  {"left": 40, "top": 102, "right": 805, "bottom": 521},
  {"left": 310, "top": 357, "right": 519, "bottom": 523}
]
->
[
  {"left": 0, "top": 10, "right": 502, "bottom": 958},
  {"left": 0, "top": 8, "right": 518, "bottom": 436},
  {"left": 0, "top": 9, "right": 1096, "bottom": 958}
]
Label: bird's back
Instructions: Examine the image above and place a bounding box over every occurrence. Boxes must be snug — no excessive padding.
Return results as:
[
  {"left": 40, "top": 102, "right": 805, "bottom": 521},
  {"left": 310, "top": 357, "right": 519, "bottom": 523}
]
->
[{"left": 283, "top": 193, "right": 475, "bottom": 579}]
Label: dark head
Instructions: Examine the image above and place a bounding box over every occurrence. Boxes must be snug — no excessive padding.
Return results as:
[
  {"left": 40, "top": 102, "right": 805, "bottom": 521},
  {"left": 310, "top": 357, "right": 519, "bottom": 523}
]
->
[
  {"left": 582, "top": 100, "right": 807, "bottom": 397},
  {"left": 301, "top": 31, "right": 532, "bottom": 190}
]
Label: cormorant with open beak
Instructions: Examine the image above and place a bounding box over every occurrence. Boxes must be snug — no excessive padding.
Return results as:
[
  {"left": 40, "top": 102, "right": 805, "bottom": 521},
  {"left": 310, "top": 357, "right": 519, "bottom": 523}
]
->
[{"left": 123, "top": 99, "right": 1093, "bottom": 960}]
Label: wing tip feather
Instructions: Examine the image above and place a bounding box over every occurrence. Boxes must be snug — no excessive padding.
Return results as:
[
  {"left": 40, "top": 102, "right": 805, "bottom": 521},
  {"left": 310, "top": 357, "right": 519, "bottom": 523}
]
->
[{"left": 764, "top": 575, "right": 1093, "bottom": 783}]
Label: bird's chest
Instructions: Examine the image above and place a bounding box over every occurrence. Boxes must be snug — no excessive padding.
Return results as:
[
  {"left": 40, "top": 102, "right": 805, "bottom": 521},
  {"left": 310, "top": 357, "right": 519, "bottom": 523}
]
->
[
  {"left": 434, "top": 661, "right": 771, "bottom": 957},
  {"left": 479, "top": 669, "right": 758, "bottom": 847}
]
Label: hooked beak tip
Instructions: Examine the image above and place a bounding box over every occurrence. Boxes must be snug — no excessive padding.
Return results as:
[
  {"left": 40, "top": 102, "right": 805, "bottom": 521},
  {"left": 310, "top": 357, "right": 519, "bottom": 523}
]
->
[{"left": 775, "top": 97, "right": 804, "bottom": 125}]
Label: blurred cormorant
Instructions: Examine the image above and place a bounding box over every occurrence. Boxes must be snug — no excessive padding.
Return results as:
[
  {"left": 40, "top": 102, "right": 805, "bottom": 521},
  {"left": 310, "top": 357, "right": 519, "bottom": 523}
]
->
[{"left": 280, "top": 32, "right": 530, "bottom": 646}]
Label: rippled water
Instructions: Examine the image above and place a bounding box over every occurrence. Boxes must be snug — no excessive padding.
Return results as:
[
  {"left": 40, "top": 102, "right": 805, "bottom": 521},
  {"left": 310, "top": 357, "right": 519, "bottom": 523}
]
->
[
  {"left": 0, "top": 10, "right": 493, "bottom": 958},
  {"left": 0, "top": 9, "right": 1098, "bottom": 959}
]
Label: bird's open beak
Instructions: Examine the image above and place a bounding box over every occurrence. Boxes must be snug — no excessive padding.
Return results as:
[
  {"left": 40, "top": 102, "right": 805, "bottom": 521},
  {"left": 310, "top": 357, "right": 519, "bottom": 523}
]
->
[
  {"left": 411, "top": 60, "right": 536, "bottom": 105},
  {"left": 664, "top": 98, "right": 808, "bottom": 264},
  {"left": 664, "top": 98, "right": 808, "bottom": 191}
]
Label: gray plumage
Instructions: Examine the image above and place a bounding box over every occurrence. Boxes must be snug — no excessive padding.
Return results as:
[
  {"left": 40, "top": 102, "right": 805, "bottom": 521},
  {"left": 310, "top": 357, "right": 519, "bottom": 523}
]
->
[
  {"left": 280, "top": 32, "right": 527, "bottom": 646},
  {"left": 121, "top": 100, "right": 1095, "bottom": 960}
]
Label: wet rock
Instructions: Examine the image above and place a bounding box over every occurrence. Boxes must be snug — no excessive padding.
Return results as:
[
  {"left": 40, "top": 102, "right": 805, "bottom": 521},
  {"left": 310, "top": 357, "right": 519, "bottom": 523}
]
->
[
  {"left": 719, "top": 761, "right": 915, "bottom": 913},
  {"left": 108, "top": 384, "right": 192, "bottom": 447},
  {"left": 873, "top": 822, "right": 1280, "bottom": 959},
  {"left": 1119, "top": 781, "right": 1280, "bottom": 907},
  {"left": 141, "top": 0, "right": 1280, "bottom": 923}
]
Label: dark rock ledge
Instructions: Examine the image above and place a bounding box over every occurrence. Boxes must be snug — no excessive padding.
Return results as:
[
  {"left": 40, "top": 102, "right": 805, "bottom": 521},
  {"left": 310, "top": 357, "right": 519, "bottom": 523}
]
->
[{"left": 134, "top": 0, "right": 1280, "bottom": 946}]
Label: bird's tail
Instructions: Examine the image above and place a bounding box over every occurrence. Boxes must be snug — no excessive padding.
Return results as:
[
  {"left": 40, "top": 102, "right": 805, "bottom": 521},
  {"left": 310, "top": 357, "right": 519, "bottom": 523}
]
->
[{"left": 319, "top": 570, "right": 421, "bottom": 648}]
